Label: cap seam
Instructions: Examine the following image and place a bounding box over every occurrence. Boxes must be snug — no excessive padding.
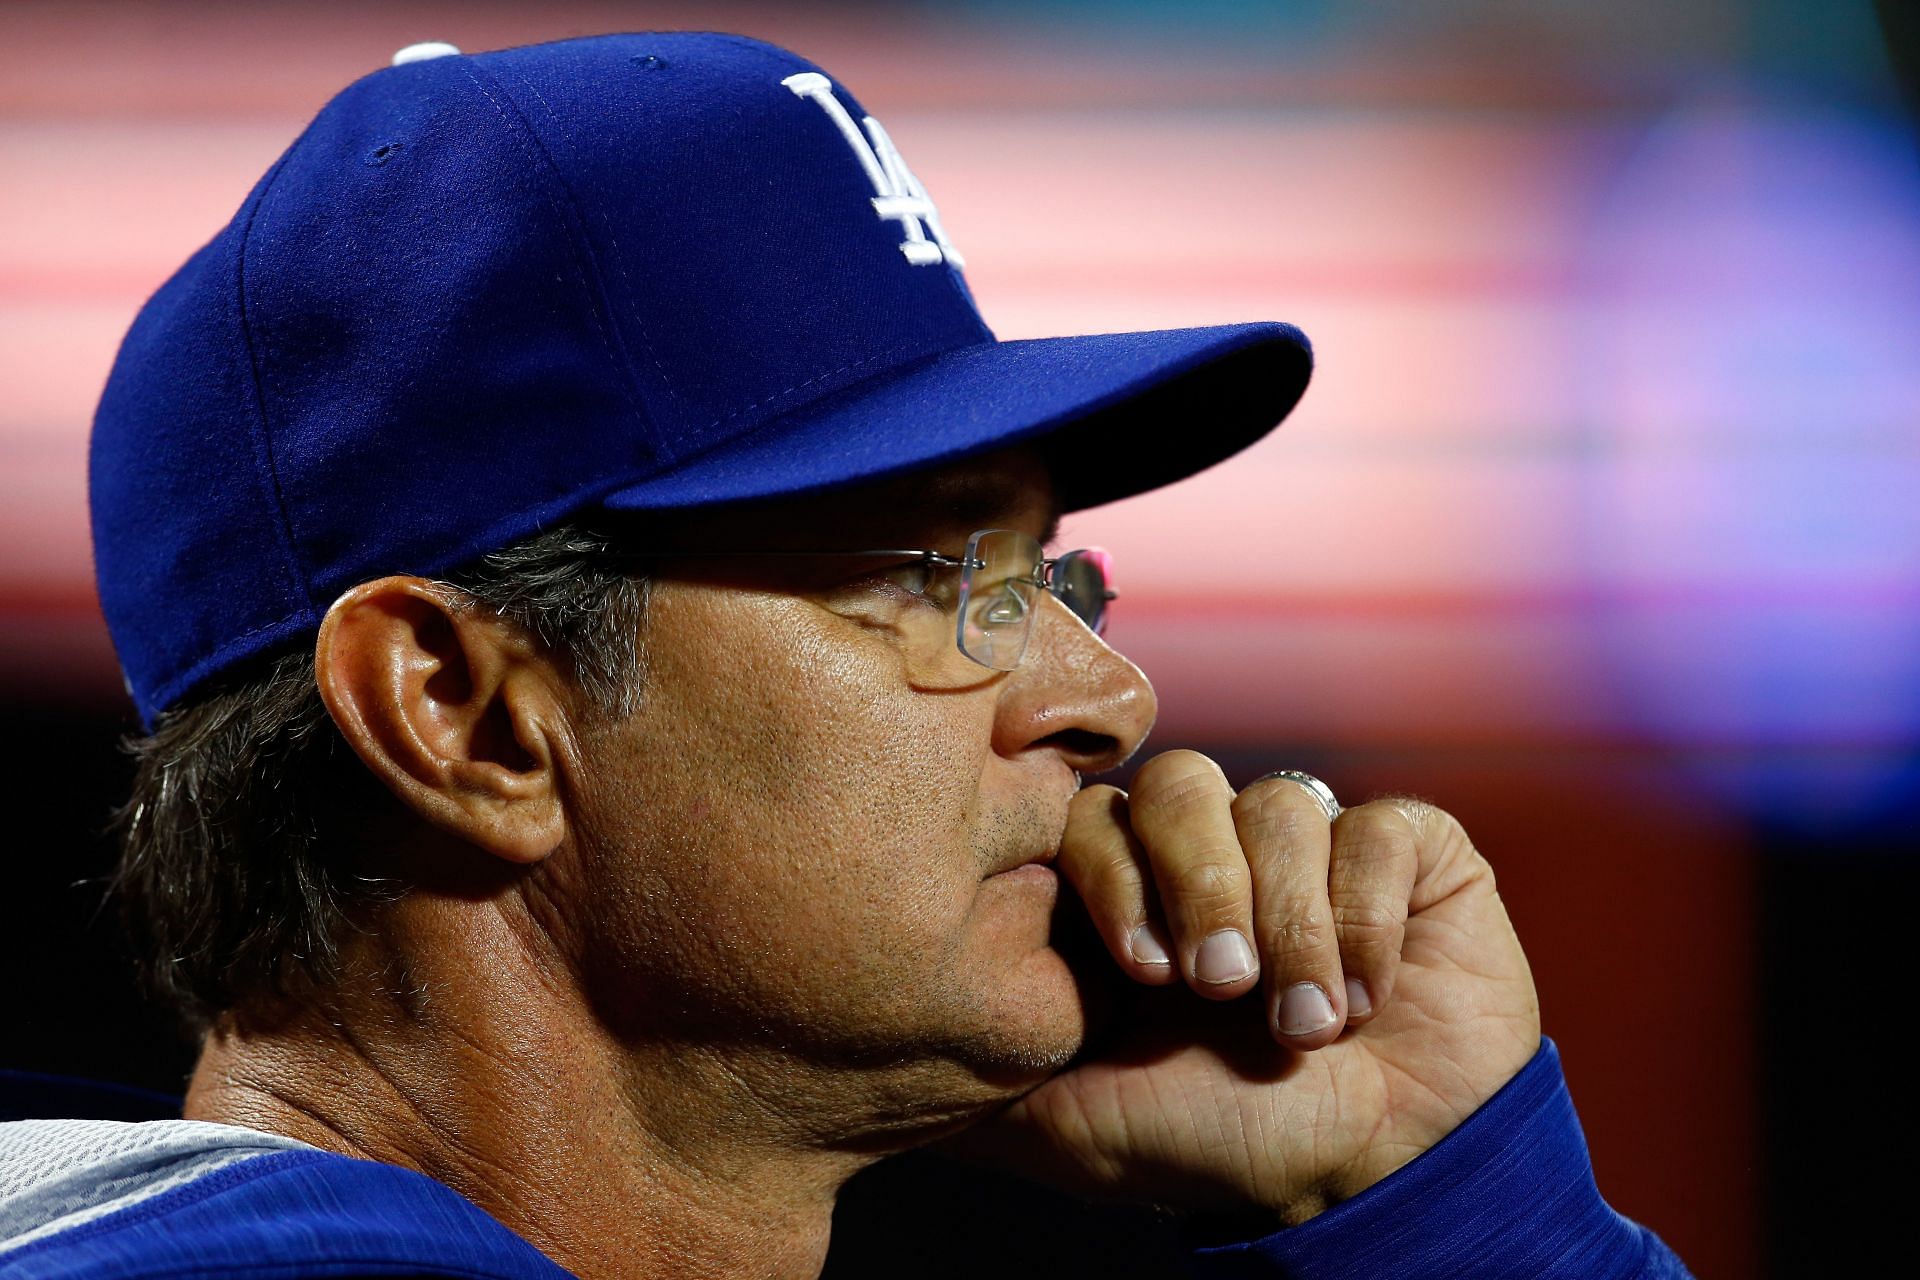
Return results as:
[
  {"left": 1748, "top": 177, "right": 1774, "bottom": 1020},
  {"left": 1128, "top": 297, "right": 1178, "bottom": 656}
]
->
[
  {"left": 231, "top": 151, "right": 321, "bottom": 626},
  {"left": 455, "top": 60, "right": 656, "bottom": 434},
  {"left": 503, "top": 67, "right": 686, "bottom": 422}
]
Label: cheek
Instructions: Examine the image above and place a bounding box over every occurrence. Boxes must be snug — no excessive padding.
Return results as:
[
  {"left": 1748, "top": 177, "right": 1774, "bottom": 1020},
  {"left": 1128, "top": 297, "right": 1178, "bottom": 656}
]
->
[{"left": 585, "top": 590, "right": 994, "bottom": 990}]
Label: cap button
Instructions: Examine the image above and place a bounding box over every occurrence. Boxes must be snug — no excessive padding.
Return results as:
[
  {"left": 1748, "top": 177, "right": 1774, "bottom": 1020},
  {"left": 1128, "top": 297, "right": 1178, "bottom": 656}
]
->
[{"left": 392, "top": 41, "right": 461, "bottom": 67}]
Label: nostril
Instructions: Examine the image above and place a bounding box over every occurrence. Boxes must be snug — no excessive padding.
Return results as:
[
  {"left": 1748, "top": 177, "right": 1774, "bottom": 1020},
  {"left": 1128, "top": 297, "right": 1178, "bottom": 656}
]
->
[{"left": 1036, "top": 727, "right": 1117, "bottom": 767}]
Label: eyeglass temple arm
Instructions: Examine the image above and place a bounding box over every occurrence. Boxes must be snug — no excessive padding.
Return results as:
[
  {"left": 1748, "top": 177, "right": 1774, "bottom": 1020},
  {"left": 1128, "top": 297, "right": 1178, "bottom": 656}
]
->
[{"left": 638, "top": 548, "right": 984, "bottom": 568}]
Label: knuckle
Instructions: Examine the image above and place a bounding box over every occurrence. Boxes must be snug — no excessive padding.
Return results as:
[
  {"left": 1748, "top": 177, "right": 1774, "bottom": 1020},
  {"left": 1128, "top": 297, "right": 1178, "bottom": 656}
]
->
[
  {"left": 1339, "top": 794, "right": 1497, "bottom": 897},
  {"left": 1150, "top": 773, "right": 1228, "bottom": 816},
  {"left": 1328, "top": 897, "right": 1404, "bottom": 949},
  {"left": 1347, "top": 793, "right": 1475, "bottom": 851},
  {"left": 1378, "top": 794, "right": 1486, "bottom": 870},
  {"left": 1130, "top": 751, "right": 1230, "bottom": 809},
  {"left": 1164, "top": 857, "right": 1247, "bottom": 912},
  {"left": 1334, "top": 831, "right": 1420, "bottom": 879},
  {"left": 1257, "top": 905, "right": 1337, "bottom": 960},
  {"left": 1076, "top": 845, "right": 1143, "bottom": 898},
  {"left": 1231, "top": 781, "right": 1328, "bottom": 841},
  {"left": 1333, "top": 802, "right": 1422, "bottom": 852}
]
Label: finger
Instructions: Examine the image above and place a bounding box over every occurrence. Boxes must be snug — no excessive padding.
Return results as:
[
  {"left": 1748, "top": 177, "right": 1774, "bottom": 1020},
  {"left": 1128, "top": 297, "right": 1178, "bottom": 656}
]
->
[
  {"left": 1057, "top": 785, "right": 1178, "bottom": 983},
  {"left": 1324, "top": 800, "right": 1421, "bottom": 1027},
  {"left": 1230, "top": 775, "right": 1347, "bottom": 1048},
  {"left": 1126, "top": 750, "right": 1259, "bottom": 999}
]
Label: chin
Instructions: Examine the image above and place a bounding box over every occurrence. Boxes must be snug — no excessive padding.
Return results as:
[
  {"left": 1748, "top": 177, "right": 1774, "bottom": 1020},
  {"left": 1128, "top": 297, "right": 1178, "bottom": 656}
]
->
[
  {"left": 895, "top": 874, "right": 1113, "bottom": 1098},
  {"left": 939, "top": 941, "right": 1090, "bottom": 1090}
]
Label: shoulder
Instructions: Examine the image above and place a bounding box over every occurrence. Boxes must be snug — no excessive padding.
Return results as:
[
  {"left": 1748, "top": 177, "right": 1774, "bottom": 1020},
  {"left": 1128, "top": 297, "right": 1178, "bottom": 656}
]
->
[{"left": 1, "top": 1120, "right": 571, "bottom": 1280}]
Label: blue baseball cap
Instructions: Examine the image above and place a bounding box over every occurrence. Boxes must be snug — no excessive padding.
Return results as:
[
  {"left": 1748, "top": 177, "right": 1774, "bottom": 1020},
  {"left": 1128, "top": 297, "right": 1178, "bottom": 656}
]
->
[{"left": 89, "top": 31, "right": 1312, "bottom": 731}]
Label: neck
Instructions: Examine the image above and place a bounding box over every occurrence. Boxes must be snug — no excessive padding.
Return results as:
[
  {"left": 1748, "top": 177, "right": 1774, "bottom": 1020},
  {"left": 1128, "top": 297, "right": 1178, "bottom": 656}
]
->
[{"left": 183, "top": 895, "right": 872, "bottom": 1280}]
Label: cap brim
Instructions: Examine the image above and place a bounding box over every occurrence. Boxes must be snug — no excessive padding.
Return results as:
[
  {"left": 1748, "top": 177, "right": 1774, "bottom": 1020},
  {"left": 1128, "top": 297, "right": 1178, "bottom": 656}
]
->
[{"left": 598, "top": 321, "right": 1311, "bottom": 518}]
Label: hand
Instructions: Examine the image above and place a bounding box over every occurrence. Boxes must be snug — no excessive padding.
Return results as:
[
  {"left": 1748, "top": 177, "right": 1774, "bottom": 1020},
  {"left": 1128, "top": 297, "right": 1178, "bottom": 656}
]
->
[{"left": 936, "top": 749, "right": 1542, "bottom": 1228}]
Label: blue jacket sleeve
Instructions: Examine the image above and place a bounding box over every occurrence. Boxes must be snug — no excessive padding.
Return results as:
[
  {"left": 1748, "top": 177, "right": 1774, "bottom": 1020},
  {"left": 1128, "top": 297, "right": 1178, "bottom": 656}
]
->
[{"left": 1183, "top": 1036, "right": 1694, "bottom": 1279}]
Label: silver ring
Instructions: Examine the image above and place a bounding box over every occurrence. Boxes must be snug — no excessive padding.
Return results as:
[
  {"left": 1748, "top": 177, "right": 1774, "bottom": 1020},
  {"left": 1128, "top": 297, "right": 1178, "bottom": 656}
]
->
[{"left": 1248, "top": 769, "right": 1342, "bottom": 822}]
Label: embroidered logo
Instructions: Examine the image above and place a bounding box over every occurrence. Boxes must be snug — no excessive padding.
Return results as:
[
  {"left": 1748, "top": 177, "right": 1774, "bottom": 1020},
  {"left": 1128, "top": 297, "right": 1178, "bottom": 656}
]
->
[{"left": 782, "top": 71, "right": 965, "bottom": 269}]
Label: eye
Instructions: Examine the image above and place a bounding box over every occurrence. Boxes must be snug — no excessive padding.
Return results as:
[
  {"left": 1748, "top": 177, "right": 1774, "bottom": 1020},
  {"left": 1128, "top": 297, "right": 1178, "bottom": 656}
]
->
[
  {"left": 878, "top": 561, "right": 934, "bottom": 595},
  {"left": 856, "top": 552, "right": 967, "bottom": 614}
]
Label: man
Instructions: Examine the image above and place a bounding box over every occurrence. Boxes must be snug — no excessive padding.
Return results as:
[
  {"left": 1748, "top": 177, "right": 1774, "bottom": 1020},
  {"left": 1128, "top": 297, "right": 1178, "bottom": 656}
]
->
[{"left": 0, "top": 31, "right": 1690, "bottom": 1279}]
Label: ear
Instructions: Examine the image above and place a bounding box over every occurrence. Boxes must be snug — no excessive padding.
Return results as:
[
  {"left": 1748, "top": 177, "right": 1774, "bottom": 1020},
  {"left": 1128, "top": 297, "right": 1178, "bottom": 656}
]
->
[{"left": 315, "top": 576, "right": 570, "bottom": 865}]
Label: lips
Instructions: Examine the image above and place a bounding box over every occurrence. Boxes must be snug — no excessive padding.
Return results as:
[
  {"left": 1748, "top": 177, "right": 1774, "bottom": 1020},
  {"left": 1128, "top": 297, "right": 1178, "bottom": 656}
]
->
[{"left": 987, "top": 844, "right": 1060, "bottom": 878}]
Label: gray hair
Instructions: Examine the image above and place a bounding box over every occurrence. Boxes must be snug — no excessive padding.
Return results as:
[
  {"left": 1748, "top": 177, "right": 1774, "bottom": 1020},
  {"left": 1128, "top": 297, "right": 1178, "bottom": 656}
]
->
[{"left": 107, "top": 519, "right": 654, "bottom": 1033}]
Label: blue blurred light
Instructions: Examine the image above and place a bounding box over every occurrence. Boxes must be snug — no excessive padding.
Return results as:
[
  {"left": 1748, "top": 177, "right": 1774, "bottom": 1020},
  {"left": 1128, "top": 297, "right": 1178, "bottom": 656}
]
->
[{"left": 1580, "top": 91, "right": 1920, "bottom": 829}]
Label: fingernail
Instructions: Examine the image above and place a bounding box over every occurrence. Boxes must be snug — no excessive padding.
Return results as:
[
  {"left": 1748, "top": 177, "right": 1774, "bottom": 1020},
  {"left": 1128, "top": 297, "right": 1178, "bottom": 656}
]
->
[
  {"left": 1345, "top": 977, "right": 1372, "bottom": 1018},
  {"left": 1129, "top": 923, "right": 1171, "bottom": 966},
  {"left": 1194, "top": 930, "right": 1257, "bottom": 984},
  {"left": 1278, "top": 982, "right": 1338, "bottom": 1036}
]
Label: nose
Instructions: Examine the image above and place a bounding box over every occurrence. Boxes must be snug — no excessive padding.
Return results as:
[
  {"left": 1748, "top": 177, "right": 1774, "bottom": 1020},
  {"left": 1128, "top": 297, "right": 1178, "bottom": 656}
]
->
[{"left": 991, "top": 590, "right": 1158, "bottom": 776}]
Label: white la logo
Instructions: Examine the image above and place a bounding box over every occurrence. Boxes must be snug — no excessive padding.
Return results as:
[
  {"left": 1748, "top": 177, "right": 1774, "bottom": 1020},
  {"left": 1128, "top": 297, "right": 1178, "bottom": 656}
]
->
[{"left": 782, "top": 72, "right": 965, "bottom": 269}]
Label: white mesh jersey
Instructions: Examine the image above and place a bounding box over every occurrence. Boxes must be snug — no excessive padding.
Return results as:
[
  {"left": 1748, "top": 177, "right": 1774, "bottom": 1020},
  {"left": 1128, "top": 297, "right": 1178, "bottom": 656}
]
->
[{"left": 0, "top": 1118, "right": 315, "bottom": 1257}]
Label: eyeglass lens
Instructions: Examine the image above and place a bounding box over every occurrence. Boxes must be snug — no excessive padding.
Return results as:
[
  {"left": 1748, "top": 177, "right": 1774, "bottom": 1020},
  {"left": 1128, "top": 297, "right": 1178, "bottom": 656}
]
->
[
  {"left": 958, "top": 529, "right": 1040, "bottom": 670},
  {"left": 954, "top": 530, "right": 1113, "bottom": 671}
]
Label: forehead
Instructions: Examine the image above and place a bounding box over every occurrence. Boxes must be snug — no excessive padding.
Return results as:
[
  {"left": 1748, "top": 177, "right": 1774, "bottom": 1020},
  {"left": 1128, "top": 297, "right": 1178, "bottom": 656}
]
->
[{"left": 655, "top": 444, "right": 1060, "bottom": 549}]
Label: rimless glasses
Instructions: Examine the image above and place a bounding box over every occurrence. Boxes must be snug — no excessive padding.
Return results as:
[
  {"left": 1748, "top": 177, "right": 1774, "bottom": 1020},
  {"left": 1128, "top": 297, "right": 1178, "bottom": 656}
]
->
[{"left": 644, "top": 528, "right": 1116, "bottom": 672}]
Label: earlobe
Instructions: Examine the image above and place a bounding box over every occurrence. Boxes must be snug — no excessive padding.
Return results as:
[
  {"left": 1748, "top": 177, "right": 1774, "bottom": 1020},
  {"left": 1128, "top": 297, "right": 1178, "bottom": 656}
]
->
[{"left": 315, "top": 576, "right": 568, "bottom": 866}]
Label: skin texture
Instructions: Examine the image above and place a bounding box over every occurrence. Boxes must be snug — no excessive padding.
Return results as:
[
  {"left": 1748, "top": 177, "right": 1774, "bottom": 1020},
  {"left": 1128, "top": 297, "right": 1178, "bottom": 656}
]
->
[{"left": 184, "top": 442, "right": 1542, "bottom": 1279}]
